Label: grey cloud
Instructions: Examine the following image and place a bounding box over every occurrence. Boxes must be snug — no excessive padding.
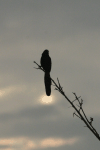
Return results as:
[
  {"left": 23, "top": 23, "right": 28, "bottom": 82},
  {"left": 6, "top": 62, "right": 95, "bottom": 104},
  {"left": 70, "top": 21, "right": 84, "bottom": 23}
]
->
[
  {"left": 0, "top": 0, "right": 100, "bottom": 44},
  {"left": 0, "top": 1, "right": 100, "bottom": 150}
]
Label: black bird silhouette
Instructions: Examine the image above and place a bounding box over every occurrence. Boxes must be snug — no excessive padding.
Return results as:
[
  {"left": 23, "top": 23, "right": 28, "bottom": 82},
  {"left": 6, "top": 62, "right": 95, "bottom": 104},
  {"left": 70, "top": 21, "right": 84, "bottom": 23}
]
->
[{"left": 40, "top": 50, "right": 52, "bottom": 96}]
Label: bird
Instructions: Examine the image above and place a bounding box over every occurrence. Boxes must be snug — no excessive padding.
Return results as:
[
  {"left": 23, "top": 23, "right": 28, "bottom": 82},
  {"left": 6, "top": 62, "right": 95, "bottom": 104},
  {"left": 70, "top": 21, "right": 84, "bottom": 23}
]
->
[{"left": 40, "top": 49, "right": 52, "bottom": 96}]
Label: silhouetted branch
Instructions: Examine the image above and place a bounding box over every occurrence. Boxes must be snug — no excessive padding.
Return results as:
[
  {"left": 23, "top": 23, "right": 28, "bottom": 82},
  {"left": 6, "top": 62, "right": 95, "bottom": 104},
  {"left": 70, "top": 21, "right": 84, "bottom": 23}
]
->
[{"left": 34, "top": 61, "right": 100, "bottom": 141}]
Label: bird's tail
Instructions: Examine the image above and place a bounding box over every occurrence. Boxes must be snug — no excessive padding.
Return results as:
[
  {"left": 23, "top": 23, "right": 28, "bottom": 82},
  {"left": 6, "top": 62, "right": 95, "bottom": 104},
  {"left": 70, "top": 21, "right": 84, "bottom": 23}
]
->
[{"left": 44, "top": 72, "right": 51, "bottom": 96}]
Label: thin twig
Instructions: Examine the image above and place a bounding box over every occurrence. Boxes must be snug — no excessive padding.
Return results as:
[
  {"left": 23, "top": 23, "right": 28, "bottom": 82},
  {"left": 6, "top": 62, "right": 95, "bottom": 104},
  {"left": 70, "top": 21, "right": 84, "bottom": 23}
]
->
[{"left": 34, "top": 61, "right": 100, "bottom": 141}]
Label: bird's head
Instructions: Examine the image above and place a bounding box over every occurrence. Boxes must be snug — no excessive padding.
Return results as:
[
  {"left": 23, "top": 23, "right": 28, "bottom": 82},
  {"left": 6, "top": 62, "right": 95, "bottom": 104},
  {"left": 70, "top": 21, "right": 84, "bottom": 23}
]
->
[{"left": 43, "top": 49, "right": 49, "bottom": 55}]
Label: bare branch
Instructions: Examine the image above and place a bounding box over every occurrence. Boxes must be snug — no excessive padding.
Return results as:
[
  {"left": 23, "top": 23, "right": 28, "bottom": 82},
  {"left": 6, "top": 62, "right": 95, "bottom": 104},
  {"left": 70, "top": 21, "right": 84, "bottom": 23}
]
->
[{"left": 34, "top": 61, "right": 100, "bottom": 141}]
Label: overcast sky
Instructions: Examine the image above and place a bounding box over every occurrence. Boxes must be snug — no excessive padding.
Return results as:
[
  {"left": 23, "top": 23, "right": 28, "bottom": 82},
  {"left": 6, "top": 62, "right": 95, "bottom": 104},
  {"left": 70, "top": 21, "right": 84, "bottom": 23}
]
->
[{"left": 0, "top": 0, "right": 100, "bottom": 149}]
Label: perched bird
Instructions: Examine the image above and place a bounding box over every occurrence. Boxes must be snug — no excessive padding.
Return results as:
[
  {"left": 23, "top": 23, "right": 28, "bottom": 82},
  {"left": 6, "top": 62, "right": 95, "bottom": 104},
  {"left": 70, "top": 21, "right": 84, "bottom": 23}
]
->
[{"left": 40, "top": 50, "right": 52, "bottom": 96}]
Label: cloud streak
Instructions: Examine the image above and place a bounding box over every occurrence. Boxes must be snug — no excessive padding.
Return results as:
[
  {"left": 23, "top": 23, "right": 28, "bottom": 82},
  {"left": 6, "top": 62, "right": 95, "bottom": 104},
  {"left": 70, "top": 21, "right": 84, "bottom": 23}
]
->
[{"left": 0, "top": 137, "right": 79, "bottom": 150}]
